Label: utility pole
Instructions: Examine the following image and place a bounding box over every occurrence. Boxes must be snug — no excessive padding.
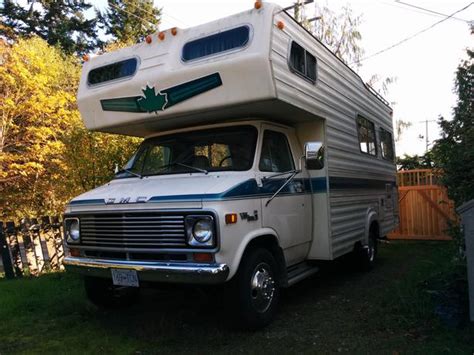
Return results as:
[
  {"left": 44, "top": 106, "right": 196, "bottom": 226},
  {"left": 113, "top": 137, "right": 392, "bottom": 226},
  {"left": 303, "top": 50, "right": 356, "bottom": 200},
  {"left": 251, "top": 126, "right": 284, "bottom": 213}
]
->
[{"left": 418, "top": 119, "right": 436, "bottom": 152}]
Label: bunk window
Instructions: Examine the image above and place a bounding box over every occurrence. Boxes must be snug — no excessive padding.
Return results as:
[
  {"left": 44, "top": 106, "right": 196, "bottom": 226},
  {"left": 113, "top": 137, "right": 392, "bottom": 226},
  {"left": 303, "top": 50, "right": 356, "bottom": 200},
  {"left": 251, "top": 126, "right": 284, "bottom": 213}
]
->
[
  {"left": 357, "top": 116, "right": 377, "bottom": 156},
  {"left": 380, "top": 128, "right": 394, "bottom": 161},
  {"left": 182, "top": 26, "right": 250, "bottom": 62},
  {"left": 87, "top": 58, "right": 138, "bottom": 86},
  {"left": 289, "top": 42, "right": 317, "bottom": 83}
]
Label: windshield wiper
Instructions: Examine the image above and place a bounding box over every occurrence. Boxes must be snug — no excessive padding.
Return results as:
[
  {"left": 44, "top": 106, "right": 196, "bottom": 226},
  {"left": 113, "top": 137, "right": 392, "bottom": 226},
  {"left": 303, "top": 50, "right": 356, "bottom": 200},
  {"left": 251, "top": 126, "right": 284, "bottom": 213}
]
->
[
  {"left": 262, "top": 169, "right": 299, "bottom": 181},
  {"left": 156, "top": 162, "right": 208, "bottom": 175},
  {"left": 115, "top": 168, "right": 142, "bottom": 178}
]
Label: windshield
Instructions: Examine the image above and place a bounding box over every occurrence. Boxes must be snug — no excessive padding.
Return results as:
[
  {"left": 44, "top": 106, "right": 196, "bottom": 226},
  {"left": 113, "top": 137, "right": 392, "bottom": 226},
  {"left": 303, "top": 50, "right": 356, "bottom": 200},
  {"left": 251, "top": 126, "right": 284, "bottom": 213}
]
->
[{"left": 115, "top": 125, "right": 258, "bottom": 178}]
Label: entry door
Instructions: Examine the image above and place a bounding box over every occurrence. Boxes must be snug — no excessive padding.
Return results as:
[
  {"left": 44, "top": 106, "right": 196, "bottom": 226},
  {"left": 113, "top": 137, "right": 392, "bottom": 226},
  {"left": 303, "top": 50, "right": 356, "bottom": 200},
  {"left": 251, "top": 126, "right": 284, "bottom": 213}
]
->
[{"left": 259, "top": 128, "right": 312, "bottom": 265}]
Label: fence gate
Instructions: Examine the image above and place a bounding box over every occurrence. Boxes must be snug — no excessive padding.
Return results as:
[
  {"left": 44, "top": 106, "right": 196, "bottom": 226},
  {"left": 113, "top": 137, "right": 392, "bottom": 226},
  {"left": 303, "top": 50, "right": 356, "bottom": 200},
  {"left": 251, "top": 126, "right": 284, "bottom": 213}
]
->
[{"left": 388, "top": 169, "right": 456, "bottom": 240}]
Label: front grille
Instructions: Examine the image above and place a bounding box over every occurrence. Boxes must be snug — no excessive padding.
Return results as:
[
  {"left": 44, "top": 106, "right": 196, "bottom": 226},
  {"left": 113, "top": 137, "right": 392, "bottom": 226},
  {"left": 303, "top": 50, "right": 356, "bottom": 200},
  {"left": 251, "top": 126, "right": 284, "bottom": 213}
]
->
[{"left": 80, "top": 213, "right": 187, "bottom": 249}]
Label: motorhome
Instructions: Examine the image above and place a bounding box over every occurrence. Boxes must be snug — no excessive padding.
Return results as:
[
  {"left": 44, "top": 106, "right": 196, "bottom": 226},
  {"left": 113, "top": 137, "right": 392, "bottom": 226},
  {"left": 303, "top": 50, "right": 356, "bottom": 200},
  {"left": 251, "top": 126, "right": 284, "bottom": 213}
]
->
[{"left": 64, "top": 2, "right": 399, "bottom": 328}]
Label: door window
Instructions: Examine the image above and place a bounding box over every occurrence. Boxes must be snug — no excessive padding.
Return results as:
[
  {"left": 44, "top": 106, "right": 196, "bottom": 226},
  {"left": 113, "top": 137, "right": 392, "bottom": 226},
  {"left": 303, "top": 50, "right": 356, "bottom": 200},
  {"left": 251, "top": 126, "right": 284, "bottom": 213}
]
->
[{"left": 259, "top": 130, "right": 295, "bottom": 172}]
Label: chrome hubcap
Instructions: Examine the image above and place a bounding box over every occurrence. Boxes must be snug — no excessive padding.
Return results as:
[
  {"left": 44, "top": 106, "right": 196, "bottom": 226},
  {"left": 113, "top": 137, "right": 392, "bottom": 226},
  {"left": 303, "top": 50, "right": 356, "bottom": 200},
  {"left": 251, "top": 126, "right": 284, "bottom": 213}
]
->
[
  {"left": 367, "top": 239, "right": 375, "bottom": 262},
  {"left": 250, "top": 262, "right": 275, "bottom": 313}
]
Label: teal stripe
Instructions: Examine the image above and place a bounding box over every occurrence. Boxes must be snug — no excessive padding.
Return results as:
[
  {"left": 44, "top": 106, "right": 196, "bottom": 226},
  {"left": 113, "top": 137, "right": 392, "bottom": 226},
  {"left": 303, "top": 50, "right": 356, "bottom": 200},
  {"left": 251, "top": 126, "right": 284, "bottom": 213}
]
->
[{"left": 100, "top": 73, "right": 222, "bottom": 113}]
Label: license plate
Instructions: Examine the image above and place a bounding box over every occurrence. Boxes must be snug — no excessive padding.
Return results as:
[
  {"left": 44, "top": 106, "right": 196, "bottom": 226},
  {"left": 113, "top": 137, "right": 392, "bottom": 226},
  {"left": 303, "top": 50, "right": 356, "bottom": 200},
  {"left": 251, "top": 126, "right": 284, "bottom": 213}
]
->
[{"left": 111, "top": 269, "right": 139, "bottom": 287}]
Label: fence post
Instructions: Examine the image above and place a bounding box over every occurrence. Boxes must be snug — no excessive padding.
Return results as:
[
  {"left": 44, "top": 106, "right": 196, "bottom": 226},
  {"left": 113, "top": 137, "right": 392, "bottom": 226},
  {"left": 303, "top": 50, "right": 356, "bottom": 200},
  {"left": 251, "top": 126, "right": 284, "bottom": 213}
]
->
[{"left": 0, "top": 223, "right": 15, "bottom": 279}]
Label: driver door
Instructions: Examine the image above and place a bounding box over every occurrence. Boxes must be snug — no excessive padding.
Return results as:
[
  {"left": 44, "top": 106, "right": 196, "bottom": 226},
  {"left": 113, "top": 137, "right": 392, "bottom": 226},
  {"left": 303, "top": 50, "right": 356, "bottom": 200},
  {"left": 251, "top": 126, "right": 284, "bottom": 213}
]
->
[{"left": 258, "top": 126, "right": 312, "bottom": 265}]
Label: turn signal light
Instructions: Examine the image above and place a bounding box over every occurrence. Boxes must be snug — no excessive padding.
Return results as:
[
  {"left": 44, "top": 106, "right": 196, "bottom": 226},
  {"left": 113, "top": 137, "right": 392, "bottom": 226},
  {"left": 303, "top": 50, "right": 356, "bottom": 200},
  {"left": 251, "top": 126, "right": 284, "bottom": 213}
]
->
[
  {"left": 277, "top": 21, "right": 285, "bottom": 30},
  {"left": 225, "top": 213, "right": 238, "bottom": 224},
  {"left": 254, "top": 1, "right": 262, "bottom": 9},
  {"left": 158, "top": 32, "right": 165, "bottom": 40},
  {"left": 193, "top": 253, "right": 213, "bottom": 262}
]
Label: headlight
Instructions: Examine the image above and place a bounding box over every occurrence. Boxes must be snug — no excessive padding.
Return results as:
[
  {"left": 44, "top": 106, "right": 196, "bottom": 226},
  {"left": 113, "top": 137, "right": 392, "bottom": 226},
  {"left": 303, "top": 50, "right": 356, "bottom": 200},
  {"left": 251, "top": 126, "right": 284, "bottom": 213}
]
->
[
  {"left": 193, "top": 219, "right": 213, "bottom": 243},
  {"left": 185, "top": 215, "right": 215, "bottom": 247},
  {"left": 64, "top": 218, "right": 80, "bottom": 243}
]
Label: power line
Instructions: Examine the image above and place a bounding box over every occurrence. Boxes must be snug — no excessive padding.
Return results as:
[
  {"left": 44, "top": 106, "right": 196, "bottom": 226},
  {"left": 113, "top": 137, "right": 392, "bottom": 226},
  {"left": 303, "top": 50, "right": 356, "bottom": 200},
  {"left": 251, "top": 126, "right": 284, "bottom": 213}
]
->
[
  {"left": 161, "top": 11, "right": 189, "bottom": 27},
  {"left": 378, "top": 0, "right": 470, "bottom": 22},
  {"left": 394, "top": 0, "right": 471, "bottom": 23},
  {"left": 352, "top": 2, "right": 473, "bottom": 65},
  {"left": 122, "top": 0, "right": 189, "bottom": 28},
  {"left": 108, "top": 2, "right": 157, "bottom": 28}
]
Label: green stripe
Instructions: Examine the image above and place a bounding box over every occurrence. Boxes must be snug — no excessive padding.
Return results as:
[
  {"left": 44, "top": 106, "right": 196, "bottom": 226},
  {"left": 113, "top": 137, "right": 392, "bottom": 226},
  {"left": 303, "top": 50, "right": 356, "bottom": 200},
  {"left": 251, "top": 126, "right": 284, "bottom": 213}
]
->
[{"left": 100, "top": 73, "right": 222, "bottom": 113}]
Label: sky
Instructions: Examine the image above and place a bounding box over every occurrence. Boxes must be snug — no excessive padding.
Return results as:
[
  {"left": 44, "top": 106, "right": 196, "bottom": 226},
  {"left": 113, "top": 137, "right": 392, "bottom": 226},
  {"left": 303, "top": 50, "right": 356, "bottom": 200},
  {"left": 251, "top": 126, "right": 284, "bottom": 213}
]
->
[{"left": 94, "top": 0, "right": 473, "bottom": 157}]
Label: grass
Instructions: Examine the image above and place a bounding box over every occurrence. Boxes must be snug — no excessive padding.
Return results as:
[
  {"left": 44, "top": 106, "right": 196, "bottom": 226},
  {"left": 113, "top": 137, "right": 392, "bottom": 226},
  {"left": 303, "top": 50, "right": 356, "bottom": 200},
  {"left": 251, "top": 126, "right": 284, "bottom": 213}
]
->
[{"left": 0, "top": 241, "right": 473, "bottom": 354}]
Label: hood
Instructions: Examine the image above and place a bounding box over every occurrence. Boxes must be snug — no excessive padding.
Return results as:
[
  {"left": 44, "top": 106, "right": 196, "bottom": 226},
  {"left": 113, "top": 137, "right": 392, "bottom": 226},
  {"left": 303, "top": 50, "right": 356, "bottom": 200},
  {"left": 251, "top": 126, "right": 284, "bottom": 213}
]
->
[{"left": 69, "top": 173, "right": 253, "bottom": 208}]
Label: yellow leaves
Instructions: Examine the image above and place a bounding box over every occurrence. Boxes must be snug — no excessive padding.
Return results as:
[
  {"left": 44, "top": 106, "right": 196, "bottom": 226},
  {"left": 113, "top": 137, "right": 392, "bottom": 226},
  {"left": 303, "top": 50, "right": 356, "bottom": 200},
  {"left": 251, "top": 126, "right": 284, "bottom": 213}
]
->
[
  {"left": 0, "top": 36, "right": 141, "bottom": 219},
  {"left": 0, "top": 37, "right": 82, "bottom": 219}
]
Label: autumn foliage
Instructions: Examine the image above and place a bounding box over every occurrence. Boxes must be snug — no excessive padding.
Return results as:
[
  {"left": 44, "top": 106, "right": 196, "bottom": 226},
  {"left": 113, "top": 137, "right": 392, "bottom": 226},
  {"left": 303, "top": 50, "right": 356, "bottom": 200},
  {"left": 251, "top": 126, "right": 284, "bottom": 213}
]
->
[{"left": 0, "top": 37, "right": 140, "bottom": 219}]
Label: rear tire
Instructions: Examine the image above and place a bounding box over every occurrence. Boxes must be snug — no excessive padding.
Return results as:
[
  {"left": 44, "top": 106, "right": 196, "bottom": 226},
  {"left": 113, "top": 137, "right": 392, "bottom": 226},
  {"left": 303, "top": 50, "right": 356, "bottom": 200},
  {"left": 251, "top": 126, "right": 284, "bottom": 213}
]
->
[
  {"left": 84, "top": 276, "right": 140, "bottom": 308},
  {"left": 355, "top": 227, "right": 378, "bottom": 271},
  {"left": 232, "top": 248, "right": 280, "bottom": 330}
]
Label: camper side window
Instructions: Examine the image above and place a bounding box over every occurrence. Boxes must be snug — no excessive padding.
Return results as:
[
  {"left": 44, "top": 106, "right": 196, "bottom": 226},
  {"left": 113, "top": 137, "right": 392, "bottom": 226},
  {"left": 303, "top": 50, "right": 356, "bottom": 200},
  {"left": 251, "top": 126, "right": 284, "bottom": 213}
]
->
[
  {"left": 259, "top": 131, "right": 295, "bottom": 172},
  {"left": 380, "top": 128, "right": 394, "bottom": 161},
  {"left": 357, "top": 116, "right": 377, "bottom": 156},
  {"left": 289, "top": 42, "right": 317, "bottom": 83}
]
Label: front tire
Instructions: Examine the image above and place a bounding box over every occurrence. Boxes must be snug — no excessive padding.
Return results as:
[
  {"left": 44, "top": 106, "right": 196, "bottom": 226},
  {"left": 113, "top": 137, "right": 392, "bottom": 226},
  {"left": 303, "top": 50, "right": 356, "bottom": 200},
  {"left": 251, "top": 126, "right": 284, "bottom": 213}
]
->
[
  {"left": 84, "top": 276, "right": 140, "bottom": 308},
  {"left": 233, "top": 248, "right": 280, "bottom": 329}
]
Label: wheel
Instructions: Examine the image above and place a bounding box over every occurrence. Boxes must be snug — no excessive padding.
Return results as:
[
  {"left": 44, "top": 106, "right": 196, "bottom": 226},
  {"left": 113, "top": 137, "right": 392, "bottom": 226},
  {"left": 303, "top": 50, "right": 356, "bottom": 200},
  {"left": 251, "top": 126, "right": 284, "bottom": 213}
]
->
[
  {"left": 355, "top": 227, "right": 378, "bottom": 271},
  {"left": 84, "top": 276, "right": 140, "bottom": 308},
  {"left": 233, "top": 248, "right": 280, "bottom": 329}
]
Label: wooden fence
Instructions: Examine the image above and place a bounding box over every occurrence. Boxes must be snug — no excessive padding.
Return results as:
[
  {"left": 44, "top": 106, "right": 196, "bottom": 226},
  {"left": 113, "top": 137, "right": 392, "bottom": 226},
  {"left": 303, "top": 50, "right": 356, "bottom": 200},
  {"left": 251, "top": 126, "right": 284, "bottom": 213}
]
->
[
  {"left": 0, "top": 217, "right": 66, "bottom": 279},
  {"left": 388, "top": 169, "right": 457, "bottom": 240}
]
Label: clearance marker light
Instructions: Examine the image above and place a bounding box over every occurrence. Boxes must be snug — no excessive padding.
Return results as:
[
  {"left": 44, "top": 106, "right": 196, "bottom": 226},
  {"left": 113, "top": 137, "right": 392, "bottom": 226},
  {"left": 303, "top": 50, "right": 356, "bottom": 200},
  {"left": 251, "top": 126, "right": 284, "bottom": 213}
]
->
[
  {"left": 82, "top": 54, "right": 89, "bottom": 62},
  {"left": 159, "top": 32, "right": 165, "bottom": 40},
  {"left": 254, "top": 0, "right": 262, "bottom": 9},
  {"left": 171, "top": 27, "right": 178, "bottom": 36},
  {"left": 145, "top": 35, "right": 152, "bottom": 44},
  {"left": 277, "top": 21, "right": 285, "bottom": 30},
  {"left": 225, "top": 213, "right": 238, "bottom": 224}
]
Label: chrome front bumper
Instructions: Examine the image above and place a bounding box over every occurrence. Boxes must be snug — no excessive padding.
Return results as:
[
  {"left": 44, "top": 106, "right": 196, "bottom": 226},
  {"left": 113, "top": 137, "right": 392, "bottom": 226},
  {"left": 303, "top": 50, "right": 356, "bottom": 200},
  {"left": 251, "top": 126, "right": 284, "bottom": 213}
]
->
[{"left": 63, "top": 256, "right": 229, "bottom": 285}]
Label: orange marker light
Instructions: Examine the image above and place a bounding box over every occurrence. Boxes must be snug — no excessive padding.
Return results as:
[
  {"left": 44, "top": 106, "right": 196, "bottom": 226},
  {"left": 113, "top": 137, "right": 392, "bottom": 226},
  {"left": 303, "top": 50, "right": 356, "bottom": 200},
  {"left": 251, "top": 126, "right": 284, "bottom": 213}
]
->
[
  {"left": 145, "top": 35, "right": 152, "bottom": 44},
  {"left": 225, "top": 213, "right": 238, "bottom": 224},
  {"left": 277, "top": 21, "right": 285, "bottom": 30},
  {"left": 193, "top": 253, "right": 213, "bottom": 263},
  {"left": 159, "top": 32, "right": 165, "bottom": 40},
  {"left": 82, "top": 54, "right": 89, "bottom": 62},
  {"left": 171, "top": 27, "right": 178, "bottom": 36},
  {"left": 254, "top": 0, "right": 262, "bottom": 9}
]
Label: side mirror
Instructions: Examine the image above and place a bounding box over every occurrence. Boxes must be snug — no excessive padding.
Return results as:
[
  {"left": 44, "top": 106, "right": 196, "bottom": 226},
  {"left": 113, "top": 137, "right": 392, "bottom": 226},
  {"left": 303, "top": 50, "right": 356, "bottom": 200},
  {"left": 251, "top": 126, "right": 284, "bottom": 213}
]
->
[{"left": 304, "top": 142, "right": 324, "bottom": 170}]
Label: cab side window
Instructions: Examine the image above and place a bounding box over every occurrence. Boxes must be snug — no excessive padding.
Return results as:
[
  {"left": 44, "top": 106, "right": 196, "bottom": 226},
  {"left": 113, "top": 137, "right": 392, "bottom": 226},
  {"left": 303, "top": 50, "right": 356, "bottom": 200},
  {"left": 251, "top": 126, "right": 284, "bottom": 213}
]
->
[{"left": 259, "top": 130, "right": 294, "bottom": 172}]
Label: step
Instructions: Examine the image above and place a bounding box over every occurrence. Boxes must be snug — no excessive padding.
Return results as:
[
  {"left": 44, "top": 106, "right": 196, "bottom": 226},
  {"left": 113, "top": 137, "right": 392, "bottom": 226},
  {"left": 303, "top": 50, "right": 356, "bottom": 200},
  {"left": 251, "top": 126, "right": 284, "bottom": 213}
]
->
[{"left": 286, "top": 262, "right": 319, "bottom": 287}]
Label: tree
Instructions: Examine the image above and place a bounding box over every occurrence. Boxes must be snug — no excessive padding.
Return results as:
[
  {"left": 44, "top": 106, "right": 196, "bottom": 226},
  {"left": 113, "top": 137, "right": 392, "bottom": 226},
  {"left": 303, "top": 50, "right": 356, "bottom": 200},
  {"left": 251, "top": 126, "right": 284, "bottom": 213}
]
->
[
  {"left": 431, "top": 49, "right": 474, "bottom": 207},
  {"left": 62, "top": 124, "right": 141, "bottom": 193},
  {"left": 99, "top": 0, "right": 161, "bottom": 45},
  {"left": 396, "top": 152, "right": 434, "bottom": 171},
  {"left": 294, "top": 2, "right": 364, "bottom": 68},
  {"left": 0, "top": 37, "right": 81, "bottom": 218},
  {"left": 0, "top": 37, "right": 142, "bottom": 219},
  {"left": 0, "top": 0, "right": 101, "bottom": 54}
]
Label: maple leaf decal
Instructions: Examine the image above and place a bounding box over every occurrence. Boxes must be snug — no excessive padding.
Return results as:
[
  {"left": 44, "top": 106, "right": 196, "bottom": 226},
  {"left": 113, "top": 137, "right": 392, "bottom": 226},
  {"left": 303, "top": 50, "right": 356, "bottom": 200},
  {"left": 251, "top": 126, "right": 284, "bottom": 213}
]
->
[{"left": 137, "top": 85, "right": 168, "bottom": 113}]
